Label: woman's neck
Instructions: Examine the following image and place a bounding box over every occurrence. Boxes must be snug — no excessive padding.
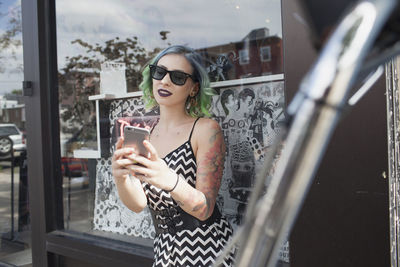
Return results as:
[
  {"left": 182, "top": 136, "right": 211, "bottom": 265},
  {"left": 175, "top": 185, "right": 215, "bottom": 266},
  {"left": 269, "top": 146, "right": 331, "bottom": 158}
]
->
[{"left": 158, "top": 105, "right": 193, "bottom": 129}]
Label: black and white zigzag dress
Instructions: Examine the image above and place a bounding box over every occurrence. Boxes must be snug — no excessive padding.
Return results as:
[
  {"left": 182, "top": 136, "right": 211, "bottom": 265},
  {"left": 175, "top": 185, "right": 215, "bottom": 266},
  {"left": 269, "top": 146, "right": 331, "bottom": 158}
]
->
[{"left": 142, "top": 118, "right": 235, "bottom": 267}]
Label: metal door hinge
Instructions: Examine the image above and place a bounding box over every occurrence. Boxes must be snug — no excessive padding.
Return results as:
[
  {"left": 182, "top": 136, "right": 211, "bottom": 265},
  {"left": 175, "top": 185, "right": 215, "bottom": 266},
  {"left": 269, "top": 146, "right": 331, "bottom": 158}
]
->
[{"left": 23, "top": 81, "right": 33, "bottom": 96}]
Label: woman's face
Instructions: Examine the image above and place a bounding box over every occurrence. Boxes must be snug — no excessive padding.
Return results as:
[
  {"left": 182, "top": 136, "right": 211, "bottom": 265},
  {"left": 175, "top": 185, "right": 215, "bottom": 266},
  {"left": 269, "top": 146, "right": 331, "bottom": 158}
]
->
[
  {"left": 152, "top": 54, "right": 197, "bottom": 108},
  {"left": 226, "top": 94, "right": 236, "bottom": 109},
  {"left": 245, "top": 95, "right": 253, "bottom": 106}
]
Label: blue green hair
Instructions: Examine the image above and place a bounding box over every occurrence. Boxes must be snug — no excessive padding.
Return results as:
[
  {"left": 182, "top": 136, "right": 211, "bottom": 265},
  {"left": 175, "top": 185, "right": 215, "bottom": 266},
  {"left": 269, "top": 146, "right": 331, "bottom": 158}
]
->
[{"left": 139, "top": 45, "right": 215, "bottom": 117}]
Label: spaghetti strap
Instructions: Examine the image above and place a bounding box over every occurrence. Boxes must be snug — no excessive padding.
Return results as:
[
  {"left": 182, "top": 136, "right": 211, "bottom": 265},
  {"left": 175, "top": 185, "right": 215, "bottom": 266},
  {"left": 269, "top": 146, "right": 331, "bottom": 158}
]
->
[
  {"left": 188, "top": 118, "right": 200, "bottom": 142},
  {"left": 150, "top": 118, "right": 160, "bottom": 134}
]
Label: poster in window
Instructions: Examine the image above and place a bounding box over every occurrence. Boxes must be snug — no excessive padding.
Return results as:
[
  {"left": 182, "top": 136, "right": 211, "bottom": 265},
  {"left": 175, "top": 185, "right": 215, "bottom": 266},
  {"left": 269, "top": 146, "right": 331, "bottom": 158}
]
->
[{"left": 211, "top": 79, "right": 285, "bottom": 228}]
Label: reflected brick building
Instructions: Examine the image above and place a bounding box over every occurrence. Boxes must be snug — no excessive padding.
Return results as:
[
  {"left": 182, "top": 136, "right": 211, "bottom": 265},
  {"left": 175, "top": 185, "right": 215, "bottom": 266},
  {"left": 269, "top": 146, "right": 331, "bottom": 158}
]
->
[{"left": 197, "top": 28, "right": 283, "bottom": 82}]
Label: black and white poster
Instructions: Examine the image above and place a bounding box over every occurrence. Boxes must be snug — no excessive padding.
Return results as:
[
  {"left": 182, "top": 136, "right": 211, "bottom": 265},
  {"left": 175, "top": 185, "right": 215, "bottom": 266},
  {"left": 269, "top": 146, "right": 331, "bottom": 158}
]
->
[{"left": 211, "top": 80, "right": 285, "bottom": 228}]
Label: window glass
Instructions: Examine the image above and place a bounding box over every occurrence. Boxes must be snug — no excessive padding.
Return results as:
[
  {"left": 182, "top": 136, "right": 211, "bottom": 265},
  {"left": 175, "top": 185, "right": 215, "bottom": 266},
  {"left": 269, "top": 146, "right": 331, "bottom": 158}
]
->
[
  {"left": 0, "top": 0, "right": 30, "bottom": 264},
  {"left": 260, "top": 46, "right": 272, "bottom": 62},
  {"left": 239, "top": 49, "right": 250, "bottom": 65},
  {"left": 56, "top": 0, "right": 287, "bottom": 264}
]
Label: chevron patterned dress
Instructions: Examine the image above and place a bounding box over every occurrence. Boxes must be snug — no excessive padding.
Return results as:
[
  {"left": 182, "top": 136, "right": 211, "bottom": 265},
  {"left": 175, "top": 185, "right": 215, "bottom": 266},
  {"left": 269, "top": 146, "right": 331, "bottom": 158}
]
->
[{"left": 143, "top": 119, "right": 235, "bottom": 267}]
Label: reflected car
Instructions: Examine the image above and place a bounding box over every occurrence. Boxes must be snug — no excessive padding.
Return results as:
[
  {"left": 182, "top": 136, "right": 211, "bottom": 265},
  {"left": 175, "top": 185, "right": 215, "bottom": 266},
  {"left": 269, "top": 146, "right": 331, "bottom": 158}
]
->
[
  {"left": 0, "top": 123, "right": 27, "bottom": 160},
  {"left": 61, "top": 157, "right": 88, "bottom": 178},
  {"left": 61, "top": 157, "right": 89, "bottom": 189}
]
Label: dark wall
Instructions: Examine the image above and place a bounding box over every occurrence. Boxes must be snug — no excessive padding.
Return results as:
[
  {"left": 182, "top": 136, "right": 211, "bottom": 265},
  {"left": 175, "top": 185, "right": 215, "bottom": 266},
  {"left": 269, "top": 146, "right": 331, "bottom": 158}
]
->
[{"left": 283, "top": 1, "right": 390, "bottom": 266}]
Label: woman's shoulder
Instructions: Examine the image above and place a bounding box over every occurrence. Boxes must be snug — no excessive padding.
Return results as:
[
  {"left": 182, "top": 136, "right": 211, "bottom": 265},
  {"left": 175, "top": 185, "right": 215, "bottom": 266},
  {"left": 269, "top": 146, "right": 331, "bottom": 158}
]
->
[
  {"left": 191, "top": 117, "right": 225, "bottom": 155},
  {"left": 196, "top": 117, "right": 221, "bottom": 131},
  {"left": 194, "top": 117, "right": 222, "bottom": 140}
]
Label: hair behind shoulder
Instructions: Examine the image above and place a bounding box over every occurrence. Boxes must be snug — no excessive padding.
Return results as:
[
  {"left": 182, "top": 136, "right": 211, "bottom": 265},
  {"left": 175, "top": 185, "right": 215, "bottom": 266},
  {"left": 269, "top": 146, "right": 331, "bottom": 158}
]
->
[{"left": 139, "top": 45, "right": 215, "bottom": 117}]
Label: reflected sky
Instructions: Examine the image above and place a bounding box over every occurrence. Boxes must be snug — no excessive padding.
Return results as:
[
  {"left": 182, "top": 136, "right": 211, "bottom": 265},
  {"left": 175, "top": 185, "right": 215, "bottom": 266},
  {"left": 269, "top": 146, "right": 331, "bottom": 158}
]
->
[
  {"left": 0, "top": 0, "right": 282, "bottom": 94},
  {"left": 56, "top": 0, "right": 282, "bottom": 68}
]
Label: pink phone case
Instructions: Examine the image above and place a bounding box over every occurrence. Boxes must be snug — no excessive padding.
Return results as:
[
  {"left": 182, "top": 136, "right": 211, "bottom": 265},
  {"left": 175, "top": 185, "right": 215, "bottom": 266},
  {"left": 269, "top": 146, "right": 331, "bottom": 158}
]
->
[{"left": 123, "top": 126, "right": 150, "bottom": 157}]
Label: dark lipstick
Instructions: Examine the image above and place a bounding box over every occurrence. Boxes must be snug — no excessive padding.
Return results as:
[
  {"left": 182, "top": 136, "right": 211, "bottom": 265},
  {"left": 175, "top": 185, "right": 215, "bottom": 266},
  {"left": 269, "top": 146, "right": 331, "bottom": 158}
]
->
[{"left": 158, "top": 89, "right": 172, "bottom": 97}]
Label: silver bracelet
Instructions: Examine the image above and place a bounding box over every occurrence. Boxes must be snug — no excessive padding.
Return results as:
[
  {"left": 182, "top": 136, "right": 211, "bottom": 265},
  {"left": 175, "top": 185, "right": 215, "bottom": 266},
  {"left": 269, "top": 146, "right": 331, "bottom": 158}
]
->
[{"left": 165, "top": 173, "right": 179, "bottom": 193}]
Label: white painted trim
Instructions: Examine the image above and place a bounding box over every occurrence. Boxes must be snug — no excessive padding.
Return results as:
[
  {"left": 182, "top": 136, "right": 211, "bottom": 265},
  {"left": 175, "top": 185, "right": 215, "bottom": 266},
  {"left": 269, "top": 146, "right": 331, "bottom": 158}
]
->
[
  {"left": 95, "top": 100, "right": 101, "bottom": 157},
  {"left": 73, "top": 149, "right": 101, "bottom": 159},
  {"left": 88, "top": 91, "right": 143, "bottom": 101},
  {"left": 210, "top": 74, "right": 284, "bottom": 88}
]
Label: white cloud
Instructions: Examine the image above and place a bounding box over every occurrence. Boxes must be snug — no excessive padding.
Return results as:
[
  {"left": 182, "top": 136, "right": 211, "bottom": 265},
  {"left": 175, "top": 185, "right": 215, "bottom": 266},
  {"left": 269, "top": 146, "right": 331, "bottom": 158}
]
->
[{"left": 0, "top": 71, "right": 23, "bottom": 95}]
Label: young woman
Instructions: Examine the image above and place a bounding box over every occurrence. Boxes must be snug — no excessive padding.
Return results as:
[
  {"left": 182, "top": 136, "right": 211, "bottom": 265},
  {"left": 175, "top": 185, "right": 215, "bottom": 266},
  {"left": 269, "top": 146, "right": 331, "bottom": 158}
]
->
[{"left": 112, "top": 45, "right": 234, "bottom": 267}]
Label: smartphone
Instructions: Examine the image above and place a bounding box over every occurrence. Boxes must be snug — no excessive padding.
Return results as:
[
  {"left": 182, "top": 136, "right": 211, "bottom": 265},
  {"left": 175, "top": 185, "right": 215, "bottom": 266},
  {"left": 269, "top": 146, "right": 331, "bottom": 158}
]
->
[{"left": 123, "top": 125, "right": 150, "bottom": 157}]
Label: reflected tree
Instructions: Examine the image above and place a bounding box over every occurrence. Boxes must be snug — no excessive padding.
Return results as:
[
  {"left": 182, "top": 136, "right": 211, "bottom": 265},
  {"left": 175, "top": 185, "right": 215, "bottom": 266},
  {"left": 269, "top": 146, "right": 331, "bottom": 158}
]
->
[
  {"left": 0, "top": 1, "right": 22, "bottom": 73},
  {"left": 58, "top": 33, "right": 167, "bottom": 152}
]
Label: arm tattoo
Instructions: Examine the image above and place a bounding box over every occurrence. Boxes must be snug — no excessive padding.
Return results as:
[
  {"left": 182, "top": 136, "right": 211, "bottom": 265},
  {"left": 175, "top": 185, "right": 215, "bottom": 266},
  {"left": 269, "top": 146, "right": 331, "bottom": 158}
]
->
[{"left": 196, "top": 123, "right": 226, "bottom": 218}]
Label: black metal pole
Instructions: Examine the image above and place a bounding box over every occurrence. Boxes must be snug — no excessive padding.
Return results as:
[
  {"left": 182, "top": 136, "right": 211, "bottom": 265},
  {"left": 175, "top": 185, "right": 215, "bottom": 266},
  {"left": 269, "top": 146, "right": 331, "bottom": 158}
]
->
[
  {"left": 67, "top": 160, "right": 71, "bottom": 228},
  {"left": 10, "top": 147, "right": 14, "bottom": 240}
]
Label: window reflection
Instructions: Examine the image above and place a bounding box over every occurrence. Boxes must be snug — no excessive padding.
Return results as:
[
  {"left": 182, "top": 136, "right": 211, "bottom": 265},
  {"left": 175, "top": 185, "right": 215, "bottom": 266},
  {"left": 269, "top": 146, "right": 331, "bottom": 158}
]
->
[
  {"left": 56, "top": 0, "right": 287, "bottom": 264},
  {"left": 0, "top": 0, "right": 30, "bottom": 264}
]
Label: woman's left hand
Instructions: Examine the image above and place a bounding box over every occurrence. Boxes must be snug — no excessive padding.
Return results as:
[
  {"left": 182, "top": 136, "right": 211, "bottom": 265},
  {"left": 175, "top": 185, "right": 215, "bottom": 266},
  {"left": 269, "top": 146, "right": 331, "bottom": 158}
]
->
[{"left": 126, "top": 140, "right": 177, "bottom": 190}]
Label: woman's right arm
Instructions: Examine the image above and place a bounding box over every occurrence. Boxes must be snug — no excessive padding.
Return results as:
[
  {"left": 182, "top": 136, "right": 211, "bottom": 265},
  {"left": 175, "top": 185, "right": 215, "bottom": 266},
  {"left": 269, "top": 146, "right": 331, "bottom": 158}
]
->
[{"left": 111, "top": 137, "right": 148, "bottom": 213}]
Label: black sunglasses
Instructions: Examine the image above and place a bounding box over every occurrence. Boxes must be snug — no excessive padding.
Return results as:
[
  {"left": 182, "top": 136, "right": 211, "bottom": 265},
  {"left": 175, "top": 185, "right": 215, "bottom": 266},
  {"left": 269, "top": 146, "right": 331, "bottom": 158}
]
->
[{"left": 149, "top": 64, "right": 195, "bottom": 86}]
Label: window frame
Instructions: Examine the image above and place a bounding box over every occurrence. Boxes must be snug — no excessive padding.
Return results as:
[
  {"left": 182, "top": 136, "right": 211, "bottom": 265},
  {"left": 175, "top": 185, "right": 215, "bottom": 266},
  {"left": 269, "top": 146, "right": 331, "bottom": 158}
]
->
[{"left": 22, "top": 0, "right": 291, "bottom": 266}]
